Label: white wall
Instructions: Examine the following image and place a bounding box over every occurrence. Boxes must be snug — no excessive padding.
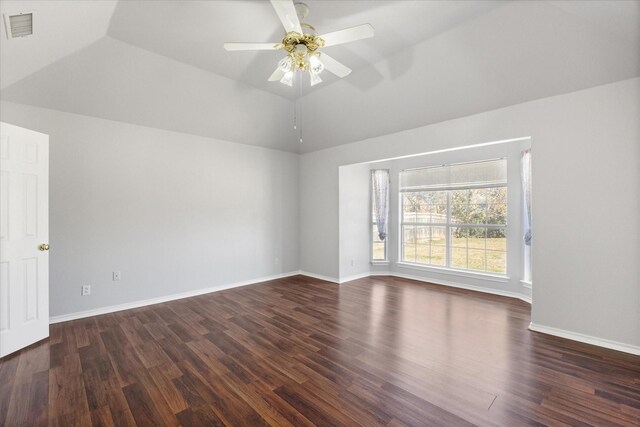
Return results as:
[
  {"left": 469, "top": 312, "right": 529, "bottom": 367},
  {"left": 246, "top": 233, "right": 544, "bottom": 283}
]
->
[
  {"left": 338, "top": 164, "right": 371, "bottom": 281},
  {"left": 0, "top": 101, "right": 299, "bottom": 318},
  {"left": 301, "top": 78, "right": 640, "bottom": 350}
]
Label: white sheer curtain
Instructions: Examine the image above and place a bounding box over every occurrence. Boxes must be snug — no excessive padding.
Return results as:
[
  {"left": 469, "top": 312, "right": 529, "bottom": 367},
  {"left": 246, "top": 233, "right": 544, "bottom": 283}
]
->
[
  {"left": 521, "top": 149, "right": 532, "bottom": 282},
  {"left": 521, "top": 150, "right": 532, "bottom": 246},
  {"left": 372, "top": 170, "right": 389, "bottom": 241}
]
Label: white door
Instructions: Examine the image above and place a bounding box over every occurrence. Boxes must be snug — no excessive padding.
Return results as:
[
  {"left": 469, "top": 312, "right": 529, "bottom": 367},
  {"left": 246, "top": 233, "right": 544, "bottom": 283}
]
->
[{"left": 0, "top": 122, "right": 49, "bottom": 358}]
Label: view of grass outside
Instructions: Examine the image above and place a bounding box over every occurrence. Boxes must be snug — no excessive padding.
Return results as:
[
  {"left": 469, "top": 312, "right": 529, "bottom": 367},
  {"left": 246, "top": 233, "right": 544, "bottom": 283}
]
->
[
  {"left": 403, "top": 236, "right": 507, "bottom": 273},
  {"left": 372, "top": 224, "right": 386, "bottom": 260},
  {"left": 400, "top": 187, "right": 508, "bottom": 274}
]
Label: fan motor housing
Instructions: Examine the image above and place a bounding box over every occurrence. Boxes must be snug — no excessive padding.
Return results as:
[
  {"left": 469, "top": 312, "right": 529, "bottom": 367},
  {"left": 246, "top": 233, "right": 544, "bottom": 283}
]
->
[{"left": 281, "top": 31, "right": 324, "bottom": 54}]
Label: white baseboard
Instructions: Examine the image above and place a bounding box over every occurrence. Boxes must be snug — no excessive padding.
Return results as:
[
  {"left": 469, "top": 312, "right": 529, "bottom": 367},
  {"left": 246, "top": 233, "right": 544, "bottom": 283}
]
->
[
  {"left": 529, "top": 323, "right": 640, "bottom": 356},
  {"left": 49, "top": 271, "right": 300, "bottom": 324},
  {"left": 338, "top": 272, "right": 372, "bottom": 284},
  {"left": 300, "top": 270, "right": 377, "bottom": 284},
  {"left": 48, "top": 269, "right": 639, "bottom": 356},
  {"left": 393, "top": 272, "right": 532, "bottom": 304},
  {"left": 300, "top": 271, "right": 637, "bottom": 355},
  {"left": 299, "top": 269, "right": 532, "bottom": 305},
  {"left": 298, "top": 270, "right": 339, "bottom": 284},
  {"left": 369, "top": 270, "right": 532, "bottom": 304}
]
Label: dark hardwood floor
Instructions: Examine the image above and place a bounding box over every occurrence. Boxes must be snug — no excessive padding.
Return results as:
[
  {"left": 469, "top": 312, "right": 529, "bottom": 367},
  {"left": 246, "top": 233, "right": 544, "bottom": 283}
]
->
[{"left": 1, "top": 275, "right": 639, "bottom": 426}]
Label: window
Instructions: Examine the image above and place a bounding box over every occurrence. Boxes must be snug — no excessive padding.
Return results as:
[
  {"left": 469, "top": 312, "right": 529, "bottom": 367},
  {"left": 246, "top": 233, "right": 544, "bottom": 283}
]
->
[
  {"left": 371, "top": 223, "right": 386, "bottom": 261},
  {"left": 371, "top": 170, "right": 389, "bottom": 261},
  {"left": 400, "top": 159, "right": 507, "bottom": 274},
  {"left": 521, "top": 149, "right": 532, "bottom": 283}
]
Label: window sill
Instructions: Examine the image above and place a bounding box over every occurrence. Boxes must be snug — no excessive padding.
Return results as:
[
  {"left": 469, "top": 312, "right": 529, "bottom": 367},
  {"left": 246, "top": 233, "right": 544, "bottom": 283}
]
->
[
  {"left": 396, "top": 262, "right": 510, "bottom": 283},
  {"left": 370, "top": 260, "right": 390, "bottom": 266},
  {"left": 520, "top": 280, "right": 532, "bottom": 289}
]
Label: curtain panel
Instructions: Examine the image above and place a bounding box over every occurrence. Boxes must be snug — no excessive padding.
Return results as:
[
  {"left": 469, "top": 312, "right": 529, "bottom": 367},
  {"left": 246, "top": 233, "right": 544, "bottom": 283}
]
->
[
  {"left": 521, "top": 149, "right": 532, "bottom": 246},
  {"left": 372, "top": 170, "right": 390, "bottom": 241}
]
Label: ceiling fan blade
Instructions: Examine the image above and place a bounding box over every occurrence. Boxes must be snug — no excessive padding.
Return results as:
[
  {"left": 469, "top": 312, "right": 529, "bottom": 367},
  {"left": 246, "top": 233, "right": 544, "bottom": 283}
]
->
[
  {"left": 319, "top": 24, "right": 375, "bottom": 47},
  {"left": 223, "top": 42, "right": 280, "bottom": 51},
  {"left": 270, "top": 0, "right": 303, "bottom": 34},
  {"left": 318, "top": 52, "right": 352, "bottom": 78},
  {"left": 268, "top": 66, "right": 286, "bottom": 82}
]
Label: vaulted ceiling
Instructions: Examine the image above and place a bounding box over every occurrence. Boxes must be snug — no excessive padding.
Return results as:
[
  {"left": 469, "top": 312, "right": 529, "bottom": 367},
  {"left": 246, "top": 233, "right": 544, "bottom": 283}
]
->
[
  {"left": 1, "top": 1, "right": 639, "bottom": 153},
  {"left": 107, "top": 0, "right": 506, "bottom": 100},
  {"left": 0, "top": 0, "right": 117, "bottom": 90}
]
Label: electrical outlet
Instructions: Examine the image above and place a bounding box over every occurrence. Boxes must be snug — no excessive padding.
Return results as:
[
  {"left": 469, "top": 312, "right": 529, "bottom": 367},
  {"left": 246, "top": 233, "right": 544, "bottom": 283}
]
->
[
  {"left": 113, "top": 271, "right": 121, "bottom": 281},
  {"left": 81, "top": 285, "right": 91, "bottom": 296},
  {"left": 350, "top": 258, "right": 355, "bottom": 267},
  {"left": 275, "top": 257, "right": 280, "bottom": 265}
]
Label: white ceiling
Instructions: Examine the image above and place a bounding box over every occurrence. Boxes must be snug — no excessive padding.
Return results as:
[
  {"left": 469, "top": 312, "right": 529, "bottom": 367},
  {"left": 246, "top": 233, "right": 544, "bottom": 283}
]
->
[
  {"left": 299, "top": 0, "right": 640, "bottom": 151},
  {"left": 549, "top": 0, "right": 640, "bottom": 43},
  {"left": 1, "top": 1, "right": 639, "bottom": 153},
  {"left": 0, "top": 0, "right": 117, "bottom": 89},
  {"left": 107, "top": 0, "right": 507, "bottom": 100},
  {"left": 1, "top": 37, "right": 298, "bottom": 151}
]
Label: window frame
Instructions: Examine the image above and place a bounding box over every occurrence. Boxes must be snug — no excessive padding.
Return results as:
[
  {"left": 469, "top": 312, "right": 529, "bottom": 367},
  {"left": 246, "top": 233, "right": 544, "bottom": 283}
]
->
[
  {"left": 371, "top": 221, "right": 388, "bottom": 263},
  {"left": 398, "top": 168, "right": 508, "bottom": 275},
  {"left": 521, "top": 149, "right": 532, "bottom": 285},
  {"left": 370, "top": 169, "right": 389, "bottom": 263}
]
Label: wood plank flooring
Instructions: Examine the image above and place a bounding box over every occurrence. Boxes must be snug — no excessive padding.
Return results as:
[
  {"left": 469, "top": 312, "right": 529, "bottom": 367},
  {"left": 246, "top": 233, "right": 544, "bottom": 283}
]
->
[{"left": 1, "top": 275, "right": 639, "bottom": 426}]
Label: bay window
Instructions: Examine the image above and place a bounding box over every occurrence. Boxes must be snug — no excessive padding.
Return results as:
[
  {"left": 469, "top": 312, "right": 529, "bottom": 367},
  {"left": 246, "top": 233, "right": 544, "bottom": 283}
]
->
[{"left": 400, "top": 159, "right": 508, "bottom": 275}]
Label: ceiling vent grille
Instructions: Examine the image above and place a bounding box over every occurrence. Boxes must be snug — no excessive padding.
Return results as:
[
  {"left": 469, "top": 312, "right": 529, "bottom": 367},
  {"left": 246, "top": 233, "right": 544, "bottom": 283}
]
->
[{"left": 4, "top": 12, "right": 33, "bottom": 39}]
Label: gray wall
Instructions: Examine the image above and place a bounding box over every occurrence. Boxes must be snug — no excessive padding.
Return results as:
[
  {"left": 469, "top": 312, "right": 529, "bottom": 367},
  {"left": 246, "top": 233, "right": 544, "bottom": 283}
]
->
[
  {"left": 300, "top": 78, "right": 640, "bottom": 349},
  {"left": 1, "top": 101, "right": 299, "bottom": 317},
  {"left": 338, "top": 164, "right": 372, "bottom": 281}
]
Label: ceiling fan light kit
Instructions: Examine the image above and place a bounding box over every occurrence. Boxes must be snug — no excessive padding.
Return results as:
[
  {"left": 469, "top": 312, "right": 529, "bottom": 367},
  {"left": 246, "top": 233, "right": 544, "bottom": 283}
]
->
[{"left": 223, "top": 0, "right": 375, "bottom": 88}]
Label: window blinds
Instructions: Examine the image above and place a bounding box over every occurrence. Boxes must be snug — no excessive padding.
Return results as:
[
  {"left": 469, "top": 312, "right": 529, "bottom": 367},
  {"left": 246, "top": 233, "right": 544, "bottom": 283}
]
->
[{"left": 399, "top": 159, "right": 507, "bottom": 191}]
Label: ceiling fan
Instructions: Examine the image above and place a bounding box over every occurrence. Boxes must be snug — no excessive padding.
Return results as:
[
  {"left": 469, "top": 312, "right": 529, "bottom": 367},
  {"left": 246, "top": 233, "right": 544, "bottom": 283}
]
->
[{"left": 223, "top": 0, "right": 374, "bottom": 87}]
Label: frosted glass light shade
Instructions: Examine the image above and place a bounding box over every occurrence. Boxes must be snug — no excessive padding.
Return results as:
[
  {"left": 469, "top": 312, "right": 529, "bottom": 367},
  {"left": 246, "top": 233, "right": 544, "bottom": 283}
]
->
[
  {"left": 278, "top": 56, "right": 293, "bottom": 72},
  {"left": 308, "top": 55, "right": 324, "bottom": 74},
  {"left": 310, "top": 72, "right": 322, "bottom": 86},
  {"left": 280, "top": 71, "right": 294, "bottom": 86}
]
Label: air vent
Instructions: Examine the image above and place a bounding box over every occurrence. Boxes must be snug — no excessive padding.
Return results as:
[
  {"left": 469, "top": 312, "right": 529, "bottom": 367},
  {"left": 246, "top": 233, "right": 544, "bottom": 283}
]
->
[{"left": 4, "top": 12, "right": 33, "bottom": 39}]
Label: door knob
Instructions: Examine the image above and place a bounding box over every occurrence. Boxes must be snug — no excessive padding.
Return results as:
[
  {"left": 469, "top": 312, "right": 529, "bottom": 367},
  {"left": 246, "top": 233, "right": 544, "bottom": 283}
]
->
[{"left": 39, "top": 243, "right": 50, "bottom": 251}]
